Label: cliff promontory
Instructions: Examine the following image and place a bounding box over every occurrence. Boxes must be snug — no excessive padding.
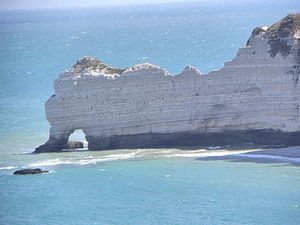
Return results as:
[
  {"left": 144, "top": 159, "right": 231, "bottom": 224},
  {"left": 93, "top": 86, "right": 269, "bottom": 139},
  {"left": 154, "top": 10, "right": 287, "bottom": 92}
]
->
[{"left": 35, "top": 14, "right": 300, "bottom": 153}]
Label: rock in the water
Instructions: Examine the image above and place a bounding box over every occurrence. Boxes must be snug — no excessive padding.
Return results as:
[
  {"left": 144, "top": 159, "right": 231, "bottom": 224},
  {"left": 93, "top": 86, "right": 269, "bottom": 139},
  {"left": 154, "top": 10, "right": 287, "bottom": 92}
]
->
[
  {"left": 67, "top": 141, "right": 84, "bottom": 149},
  {"left": 13, "top": 168, "right": 49, "bottom": 175},
  {"left": 35, "top": 13, "right": 300, "bottom": 153}
]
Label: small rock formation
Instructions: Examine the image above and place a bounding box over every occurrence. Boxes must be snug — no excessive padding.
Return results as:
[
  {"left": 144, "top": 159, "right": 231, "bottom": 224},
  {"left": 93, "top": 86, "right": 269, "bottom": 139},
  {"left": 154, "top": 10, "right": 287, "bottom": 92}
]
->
[
  {"left": 13, "top": 168, "right": 49, "bottom": 175},
  {"left": 67, "top": 141, "right": 84, "bottom": 149},
  {"left": 35, "top": 14, "right": 300, "bottom": 153}
]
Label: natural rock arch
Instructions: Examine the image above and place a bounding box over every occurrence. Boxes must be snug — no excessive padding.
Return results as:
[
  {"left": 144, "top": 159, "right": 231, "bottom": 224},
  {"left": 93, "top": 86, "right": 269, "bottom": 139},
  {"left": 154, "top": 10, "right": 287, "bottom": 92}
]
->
[{"left": 35, "top": 126, "right": 88, "bottom": 152}]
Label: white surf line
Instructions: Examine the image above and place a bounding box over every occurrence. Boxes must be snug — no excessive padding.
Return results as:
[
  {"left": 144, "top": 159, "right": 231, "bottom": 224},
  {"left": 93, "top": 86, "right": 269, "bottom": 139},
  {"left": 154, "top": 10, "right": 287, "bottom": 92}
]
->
[
  {"left": 0, "top": 166, "right": 17, "bottom": 170},
  {"left": 28, "top": 152, "right": 140, "bottom": 167},
  {"left": 164, "top": 149, "right": 259, "bottom": 158}
]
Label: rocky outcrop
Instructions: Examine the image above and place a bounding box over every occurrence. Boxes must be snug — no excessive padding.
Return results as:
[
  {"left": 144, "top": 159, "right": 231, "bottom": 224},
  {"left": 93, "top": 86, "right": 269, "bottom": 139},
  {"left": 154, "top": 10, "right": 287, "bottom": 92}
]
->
[
  {"left": 67, "top": 141, "right": 84, "bottom": 149},
  {"left": 35, "top": 14, "right": 300, "bottom": 153},
  {"left": 13, "top": 169, "right": 49, "bottom": 175},
  {"left": 247, "top": 14, "right": 299, "bottom": 58}
]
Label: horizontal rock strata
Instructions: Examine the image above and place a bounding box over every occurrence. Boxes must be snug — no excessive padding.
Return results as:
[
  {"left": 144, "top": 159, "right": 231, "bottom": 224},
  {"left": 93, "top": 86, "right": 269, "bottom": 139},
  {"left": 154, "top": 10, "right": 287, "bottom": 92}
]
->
[{"left": 35, "top": 14, "right": 300, "bottom": 153}]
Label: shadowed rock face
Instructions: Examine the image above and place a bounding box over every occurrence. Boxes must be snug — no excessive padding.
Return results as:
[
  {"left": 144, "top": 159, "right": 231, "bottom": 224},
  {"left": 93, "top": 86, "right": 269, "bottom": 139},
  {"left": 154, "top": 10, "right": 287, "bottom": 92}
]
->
[
  {"left": 86, "top": 130, "right": 300, "bottom": 151},
  {"left": 35, "top": 14, "right": 300, "bottom": 153}
]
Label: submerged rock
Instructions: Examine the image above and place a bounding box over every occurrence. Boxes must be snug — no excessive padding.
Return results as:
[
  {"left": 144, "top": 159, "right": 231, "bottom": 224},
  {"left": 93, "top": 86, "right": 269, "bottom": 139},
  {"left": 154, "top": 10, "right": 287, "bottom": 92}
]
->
[
  {"left": 13, "top": 168, "right": 49, "bottom": 175},
  {"left": 35, "top": 14, "right": 300, "bottom": 153}
]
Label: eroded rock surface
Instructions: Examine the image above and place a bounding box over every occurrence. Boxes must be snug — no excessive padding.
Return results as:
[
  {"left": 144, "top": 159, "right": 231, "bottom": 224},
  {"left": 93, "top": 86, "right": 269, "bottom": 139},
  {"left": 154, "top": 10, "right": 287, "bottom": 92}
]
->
[{"left": 35, "top": 14, "right": 300, "bottom": 153}]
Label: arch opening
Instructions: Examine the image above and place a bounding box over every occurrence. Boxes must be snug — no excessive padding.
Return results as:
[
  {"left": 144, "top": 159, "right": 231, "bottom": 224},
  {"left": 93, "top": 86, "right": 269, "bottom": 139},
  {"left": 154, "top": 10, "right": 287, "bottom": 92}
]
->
[{"left": 68, "top": 129, "right": 88, "bottom": 150}]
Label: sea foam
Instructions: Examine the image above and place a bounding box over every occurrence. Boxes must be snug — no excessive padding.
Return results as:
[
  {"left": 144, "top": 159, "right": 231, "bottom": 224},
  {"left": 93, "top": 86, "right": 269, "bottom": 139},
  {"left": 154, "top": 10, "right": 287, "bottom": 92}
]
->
[
  {"left": 0, "top": 166, "right": 16, "bottom": 170},
  {"left": 28, "top": 151, "right": 139, "bottom": 167}
]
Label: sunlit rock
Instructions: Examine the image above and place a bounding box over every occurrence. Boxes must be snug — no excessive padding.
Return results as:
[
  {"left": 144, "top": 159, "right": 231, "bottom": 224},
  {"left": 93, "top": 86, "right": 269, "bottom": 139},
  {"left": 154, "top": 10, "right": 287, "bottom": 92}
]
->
[{"left": 35, "top": 14, "right": 300, "bottom": 153}]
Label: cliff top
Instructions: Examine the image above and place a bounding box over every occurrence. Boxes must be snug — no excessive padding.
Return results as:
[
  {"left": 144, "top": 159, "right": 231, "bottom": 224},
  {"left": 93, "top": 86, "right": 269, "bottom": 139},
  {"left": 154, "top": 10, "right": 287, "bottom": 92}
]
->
[
  {"left": 250, "top": 13, "right": 300, "bottom": 39},
  {"left": 70, "top": 56, "right": 125, "bottom": 76},
  {"left": 267, "top": 13, "right": 300, "bottom": 38},
  {"left": 62, "top": 57, "right": 169, "bottom": 78},
  {"left": 60, "top": 13, "right": 299, "bottom": 80},
  {"left": 123, "top": 63, "right": 170, "bottom": 76},
  {"left": 246, "top": 13, "right": 299, "bottom": 58}
]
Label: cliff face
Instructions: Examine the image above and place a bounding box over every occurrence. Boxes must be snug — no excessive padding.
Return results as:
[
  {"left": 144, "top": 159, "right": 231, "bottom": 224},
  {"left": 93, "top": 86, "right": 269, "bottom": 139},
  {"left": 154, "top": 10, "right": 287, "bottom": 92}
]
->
[{"left": 35, "top": 14, "right": 300, "bottom": 153}]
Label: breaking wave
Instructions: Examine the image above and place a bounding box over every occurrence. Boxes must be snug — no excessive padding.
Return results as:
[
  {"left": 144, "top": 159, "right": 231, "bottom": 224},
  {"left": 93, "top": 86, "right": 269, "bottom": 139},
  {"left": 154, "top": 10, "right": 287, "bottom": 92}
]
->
[
  {"left": 29, "top": 152, "right": 139, "bottom": 167},
  {"left": 0, "top": 166, "right": 17, "bottom": 170},
  {"left": 164, "top": 149, "right": 255, "bottom": 158},
  {"left": 27, "top": 149, "right": 258, "bottom": 168}
]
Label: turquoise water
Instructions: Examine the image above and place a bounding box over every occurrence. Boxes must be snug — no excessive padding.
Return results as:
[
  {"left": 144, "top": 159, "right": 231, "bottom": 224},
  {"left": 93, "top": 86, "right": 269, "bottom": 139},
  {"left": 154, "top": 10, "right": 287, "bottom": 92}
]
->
[
  {"left": 1, "top": 1, "right": 300, "bottom": 224},
  {"left": 1, "top": 1, "right": 300, "bottom": 154},
  {"left": 1, "top": 157, "right": 300, "bottom": 225}
]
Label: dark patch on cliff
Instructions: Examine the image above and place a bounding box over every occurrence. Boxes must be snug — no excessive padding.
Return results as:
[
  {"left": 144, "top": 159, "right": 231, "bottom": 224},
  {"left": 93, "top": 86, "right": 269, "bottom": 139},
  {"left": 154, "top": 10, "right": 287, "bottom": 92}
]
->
[
  {"left": 35, "top": 129, "right": 300, "bottom": 153},
  {"left": 86, "top": 130, "right": 300, "bottom": 151},
  {"left": 268, "top": 39, "right": 292, "bottom": 58}
]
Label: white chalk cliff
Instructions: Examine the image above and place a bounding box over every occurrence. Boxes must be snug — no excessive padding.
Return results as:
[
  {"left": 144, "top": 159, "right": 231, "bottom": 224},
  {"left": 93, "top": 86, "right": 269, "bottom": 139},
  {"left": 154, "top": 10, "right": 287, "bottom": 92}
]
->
[{"left": 35, "top": 14, "right": 300, "bottom": 153}]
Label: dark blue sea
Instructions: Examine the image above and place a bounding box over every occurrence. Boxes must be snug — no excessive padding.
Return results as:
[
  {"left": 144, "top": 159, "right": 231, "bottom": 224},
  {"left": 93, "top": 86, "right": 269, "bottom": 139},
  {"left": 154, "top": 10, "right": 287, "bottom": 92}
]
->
[{"left": 0, "top": 1, "right": 300, "bottom": 224}]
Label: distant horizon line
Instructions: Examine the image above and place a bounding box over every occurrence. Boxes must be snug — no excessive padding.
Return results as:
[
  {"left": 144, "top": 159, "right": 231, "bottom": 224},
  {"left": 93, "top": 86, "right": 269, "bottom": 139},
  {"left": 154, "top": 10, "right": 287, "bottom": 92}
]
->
[
  {"left": 0, "top": 0, "right": 203, "bottom": 11},
  {"left": 1, "top": 0, "right": 294, "bottom": 12}
]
